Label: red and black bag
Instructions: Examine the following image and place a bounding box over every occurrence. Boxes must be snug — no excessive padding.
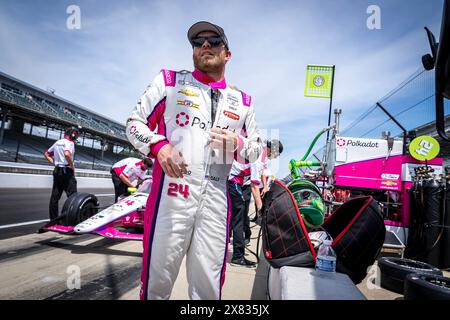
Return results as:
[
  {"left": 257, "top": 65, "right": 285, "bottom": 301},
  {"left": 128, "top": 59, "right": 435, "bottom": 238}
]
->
[
  {"left": 261, "top": 180, "right": 317, "bottom": 268},
  {"left": 261, "top": 180, "right": 386, "bottom": 284},
  {"left": 322, "top": 195, "right": 386, "bottom": 283}
]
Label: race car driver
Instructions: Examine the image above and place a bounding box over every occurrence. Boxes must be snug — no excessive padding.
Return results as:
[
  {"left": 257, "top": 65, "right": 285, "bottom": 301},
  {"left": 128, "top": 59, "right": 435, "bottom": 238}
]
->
[
  {"left": 44, "top": 127, "right": 80, "bottom": 221},
  {"left": 110, "top": 157, "right": 153, "bottom": 201},
  {"left": 126, "top": 21, "right": 262, "bottom": 300}
]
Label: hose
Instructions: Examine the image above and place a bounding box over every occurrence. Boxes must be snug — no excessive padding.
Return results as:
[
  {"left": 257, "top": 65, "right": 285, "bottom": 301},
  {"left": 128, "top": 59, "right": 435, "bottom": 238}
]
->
[
  {"left": 300, "top": 128, "right": 329, "bottom": 161},
  {"left": 289, "top": 125, "right": 335, "bottom": 179}
]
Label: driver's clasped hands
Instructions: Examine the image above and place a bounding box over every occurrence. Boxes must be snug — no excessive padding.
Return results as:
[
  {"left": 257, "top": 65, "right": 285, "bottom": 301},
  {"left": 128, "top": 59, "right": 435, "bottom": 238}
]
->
[
  {"left": 157, "top": 144, "right": 188, "bottom": 178},
  {"left": 156, "top": 128, "right": 238, "bottom": 179}
]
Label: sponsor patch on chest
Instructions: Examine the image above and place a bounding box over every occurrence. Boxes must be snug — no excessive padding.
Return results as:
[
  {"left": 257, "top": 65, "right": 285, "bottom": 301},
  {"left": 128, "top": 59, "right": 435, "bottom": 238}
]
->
[
  {"left": 223, "top": 110, "right": 240, "bottom": 121},
  {"left": 178, "top": 89, "right": 200, "bottom": 97},
  {"left": 177, "top": 99, "right": 200, "bottom": 109}
]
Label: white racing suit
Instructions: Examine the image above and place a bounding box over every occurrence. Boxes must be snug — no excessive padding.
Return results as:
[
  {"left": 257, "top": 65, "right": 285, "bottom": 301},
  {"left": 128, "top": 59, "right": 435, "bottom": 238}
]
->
[{"left": 126, "top": 68, "right": 262, "bottom": 300}]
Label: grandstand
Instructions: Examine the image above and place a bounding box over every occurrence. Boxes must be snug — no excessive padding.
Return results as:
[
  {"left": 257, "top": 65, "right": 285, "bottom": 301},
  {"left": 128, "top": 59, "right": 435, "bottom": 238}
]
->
[{"left": 0, "top": 71, "right": 138, "bottom": 171}]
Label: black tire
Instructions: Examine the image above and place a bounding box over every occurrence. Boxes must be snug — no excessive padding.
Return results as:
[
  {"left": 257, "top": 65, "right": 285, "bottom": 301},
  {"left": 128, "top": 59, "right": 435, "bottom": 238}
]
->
[
  {"left": 60, "top": 193, "right": 78, "bottom": 225},
  {"left": 378, "top": 257, "right": 442, "bottom": 294},
  {"left": 55, "top": 192, "right": 79, "bottom": 226},
  {"left": 404, "top": 273, "right": 450, "bottom": 300},
  {"left": 62, "top": 193, "right": 99, "bottom": 226}
]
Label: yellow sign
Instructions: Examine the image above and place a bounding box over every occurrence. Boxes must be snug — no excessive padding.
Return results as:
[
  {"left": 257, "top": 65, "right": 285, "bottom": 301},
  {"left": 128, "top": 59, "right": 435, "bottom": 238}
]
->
[
  {"left": 304, "top": 65, "right": 334, "bottom": 98},
  {"left": 409, "top": 136, "right": 440, "bottom": 161}
]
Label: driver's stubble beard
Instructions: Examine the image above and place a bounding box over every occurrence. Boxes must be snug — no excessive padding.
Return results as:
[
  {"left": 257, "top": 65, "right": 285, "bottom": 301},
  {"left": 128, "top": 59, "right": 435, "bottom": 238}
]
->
[{"left": 193, "top": 53, "right": 226, "bottom": 74}]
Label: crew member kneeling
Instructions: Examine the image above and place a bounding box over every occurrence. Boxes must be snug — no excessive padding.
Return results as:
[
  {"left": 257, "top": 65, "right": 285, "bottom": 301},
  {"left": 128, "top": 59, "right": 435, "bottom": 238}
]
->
[{"left": 110, "top": 157, "right": 152, "bottom": 201}]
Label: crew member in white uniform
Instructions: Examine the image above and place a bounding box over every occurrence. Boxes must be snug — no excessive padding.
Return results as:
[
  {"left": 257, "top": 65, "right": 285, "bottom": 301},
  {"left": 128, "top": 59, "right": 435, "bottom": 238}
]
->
[
  {"left": 110, "top": 157, "right": 152, "bottom": 201},
  {"left": 44, "top": 127, "right": 80, "bottom": 220}
]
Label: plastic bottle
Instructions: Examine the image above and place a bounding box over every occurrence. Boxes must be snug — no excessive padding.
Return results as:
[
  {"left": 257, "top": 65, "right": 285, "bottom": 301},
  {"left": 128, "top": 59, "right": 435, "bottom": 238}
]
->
[{"left": 315, "top": 239, "right": 337, "bottom": 272}]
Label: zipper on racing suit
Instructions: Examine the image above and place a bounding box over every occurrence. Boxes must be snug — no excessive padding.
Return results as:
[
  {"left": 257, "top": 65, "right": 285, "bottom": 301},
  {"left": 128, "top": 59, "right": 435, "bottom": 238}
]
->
[{"left": 200, "top": 88, "right": 222, "bottom": 201}]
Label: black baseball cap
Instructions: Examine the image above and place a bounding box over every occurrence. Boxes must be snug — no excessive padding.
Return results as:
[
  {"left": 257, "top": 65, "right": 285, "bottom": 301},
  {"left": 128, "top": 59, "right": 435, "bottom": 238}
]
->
[{"left": 187, "top": 21, "right": 229, "bottom": 49}]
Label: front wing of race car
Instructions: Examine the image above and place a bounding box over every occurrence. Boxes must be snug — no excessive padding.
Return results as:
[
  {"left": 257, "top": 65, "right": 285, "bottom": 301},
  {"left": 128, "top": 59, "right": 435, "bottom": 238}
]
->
[
  {"left": 40, "top": 192, "right": 148, "bottom": 240},
  {"left": 73, "top": 192, "right": 148, "bottom": 234}
]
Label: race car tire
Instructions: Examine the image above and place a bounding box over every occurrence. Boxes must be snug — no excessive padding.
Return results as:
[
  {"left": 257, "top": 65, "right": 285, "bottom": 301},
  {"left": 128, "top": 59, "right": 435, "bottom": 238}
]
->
[
  {"left": 404, "top": 273, "right": 450, "bottom": 300},
  {"left": 60, "top": 193, "right": 80, "bottom": 226},
  {"left": 63, "top": 193, "right": 99, "bottom": 226},
  {"left": 378, "top": 257, "right": 442, "bottom": 294}
]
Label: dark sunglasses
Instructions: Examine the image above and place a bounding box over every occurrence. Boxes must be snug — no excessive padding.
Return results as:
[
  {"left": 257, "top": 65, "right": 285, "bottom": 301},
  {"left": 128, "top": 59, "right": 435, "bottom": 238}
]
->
[{"left": 192, "top": 36, "right": 223, "bottom": 48}]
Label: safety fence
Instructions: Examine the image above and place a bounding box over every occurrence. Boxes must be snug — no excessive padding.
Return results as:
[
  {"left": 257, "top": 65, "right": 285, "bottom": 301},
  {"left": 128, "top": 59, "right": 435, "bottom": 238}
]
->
[{"left": 308, "top": 67, "right": 450, "bottom": 162}]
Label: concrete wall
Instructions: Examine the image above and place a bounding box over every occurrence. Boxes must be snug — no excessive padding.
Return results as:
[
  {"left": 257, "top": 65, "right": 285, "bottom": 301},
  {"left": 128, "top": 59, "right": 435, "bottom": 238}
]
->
[{"left": 0, "top": 172, "right": 113, "bottom": 189}]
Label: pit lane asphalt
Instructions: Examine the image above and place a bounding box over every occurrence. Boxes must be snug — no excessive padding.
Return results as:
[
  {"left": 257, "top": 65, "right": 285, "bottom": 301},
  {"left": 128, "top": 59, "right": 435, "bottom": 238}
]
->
[
  {"left": 0, "top": 231, "right": 143, "bottom": 299},
  {"left": 0, "top": 188, "right": 143, "bottom": 300},
  {"left": 0, "top": 188, "right": 115, "bottom": 240}
]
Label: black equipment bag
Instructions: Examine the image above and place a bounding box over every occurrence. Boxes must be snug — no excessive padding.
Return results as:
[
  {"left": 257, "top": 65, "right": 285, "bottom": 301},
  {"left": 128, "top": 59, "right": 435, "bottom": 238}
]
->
[
  {"left": 261, "top": 180, "right": 316, "bottom": 268},
  {"left": 261, "top": 180, "right": 386, "bottom": 284},
  {"left": 322, "top": 195, "right": 386, "bottom": 283}
]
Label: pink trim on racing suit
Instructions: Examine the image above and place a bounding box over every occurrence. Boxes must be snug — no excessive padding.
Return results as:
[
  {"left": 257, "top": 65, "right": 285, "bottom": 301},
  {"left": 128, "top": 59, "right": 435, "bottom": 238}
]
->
[
  {"left": 192, "top": 69, "right": 227, "bottom": 89},
  {"left": 140, "top": 89, "right": 168, "bottom": 300},
  {"left": 241, "top": 91, "right": 251, "bottom": 107},
  {"left": 162, "top": 69, "right": 176, "bottom": 87},
  {"left": 150, "top": 139, "right": 169, "bottom": 159},
  {"left": 147, "top": 98, "right": 168, "bottom": 158},
  {"left": 140, "top": 107, "right": 167, "bottom": 300},
  {"left": 140, "top": 160, "right": 165, "bottom": 300},
  {"left": 147, "top": 98, "right": 166, "bottom": 131},
  {"left": 220, "top": 189, "right": 233, "bottom": 298}
]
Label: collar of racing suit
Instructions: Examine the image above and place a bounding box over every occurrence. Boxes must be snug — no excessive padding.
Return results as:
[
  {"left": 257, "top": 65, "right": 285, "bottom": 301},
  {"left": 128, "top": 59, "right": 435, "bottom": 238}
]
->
[{"left": 192, "top": 68, "right": 227, "bottom": 89}]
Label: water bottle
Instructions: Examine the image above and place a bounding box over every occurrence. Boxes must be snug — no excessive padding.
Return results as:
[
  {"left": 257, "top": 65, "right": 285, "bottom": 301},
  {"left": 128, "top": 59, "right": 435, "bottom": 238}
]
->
[{"left": 315, "top": 240, "right": 336, "bottom": 272}]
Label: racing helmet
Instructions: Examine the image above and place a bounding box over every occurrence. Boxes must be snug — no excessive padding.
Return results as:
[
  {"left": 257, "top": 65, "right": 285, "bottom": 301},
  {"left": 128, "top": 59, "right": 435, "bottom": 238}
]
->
[
  {"left": 288, "top": 179, "right": 325, "bottom": 229},
  {"left": 65, "top": 126, "right": 81, "bottom": 141}
]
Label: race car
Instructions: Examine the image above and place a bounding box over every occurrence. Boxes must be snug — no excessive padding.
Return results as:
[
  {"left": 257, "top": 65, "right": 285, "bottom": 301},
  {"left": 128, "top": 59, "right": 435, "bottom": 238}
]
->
[{"left": 38, "top": 179, "right": 152, "bottom": 241}]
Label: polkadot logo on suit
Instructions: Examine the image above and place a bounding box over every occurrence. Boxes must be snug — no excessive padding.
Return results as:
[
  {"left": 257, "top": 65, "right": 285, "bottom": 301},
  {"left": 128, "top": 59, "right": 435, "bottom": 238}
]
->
[{"left": 176, "top": 112, "right": 190, "bottom": 127}]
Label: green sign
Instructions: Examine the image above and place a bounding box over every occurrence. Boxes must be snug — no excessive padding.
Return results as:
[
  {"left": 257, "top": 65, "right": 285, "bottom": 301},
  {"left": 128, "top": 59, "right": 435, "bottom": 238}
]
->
[
  {"left": 304, "top": 65, "right": 334, "bottom": 98},
  {"left": 409, "top": 135, "right": 440, "bottom": 161}
]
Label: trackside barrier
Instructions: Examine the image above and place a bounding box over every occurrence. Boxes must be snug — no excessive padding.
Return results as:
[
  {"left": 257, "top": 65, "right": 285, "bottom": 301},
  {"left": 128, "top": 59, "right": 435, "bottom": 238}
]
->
[
  {"left": 0, "top": 172, "right": 113, "bottom": 189},
  {"left": 0, "top": 162, "right": 113, "bottom": 189}
]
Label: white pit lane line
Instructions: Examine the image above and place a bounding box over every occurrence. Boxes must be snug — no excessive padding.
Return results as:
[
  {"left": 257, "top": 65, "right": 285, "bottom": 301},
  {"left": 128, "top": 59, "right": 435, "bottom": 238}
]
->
[{"left": 0, "top": 219, "right": 50, "bottom": 230}]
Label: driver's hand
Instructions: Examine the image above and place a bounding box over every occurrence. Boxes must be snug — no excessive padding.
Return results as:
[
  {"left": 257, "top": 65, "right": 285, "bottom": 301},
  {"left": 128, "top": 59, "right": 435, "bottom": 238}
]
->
[
  {"left": 209, "top": 128, "right": 238, "bottom": 153},
  {"left": 157, "top": 144, "right": 188, "bottom": 178}
]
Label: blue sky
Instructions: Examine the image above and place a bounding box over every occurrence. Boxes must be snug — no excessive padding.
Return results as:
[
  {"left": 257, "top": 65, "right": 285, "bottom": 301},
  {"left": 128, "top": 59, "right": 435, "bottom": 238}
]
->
[{"left": 0, "top": 0, "right": 444, "bottom": 177}]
